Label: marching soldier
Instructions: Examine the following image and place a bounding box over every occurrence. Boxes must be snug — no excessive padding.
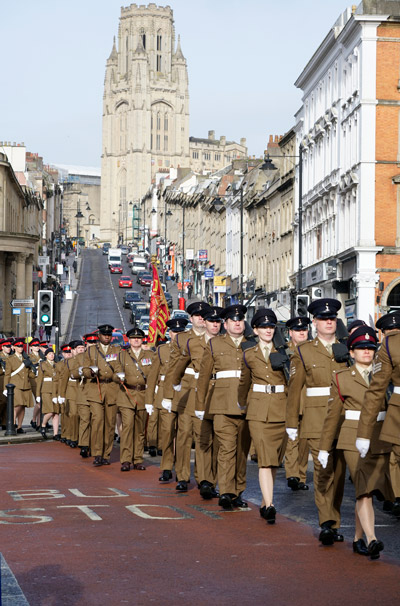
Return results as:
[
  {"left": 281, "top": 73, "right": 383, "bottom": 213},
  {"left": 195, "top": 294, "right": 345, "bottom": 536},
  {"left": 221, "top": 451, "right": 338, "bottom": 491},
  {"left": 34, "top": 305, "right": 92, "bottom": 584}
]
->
[
  {"left": 0, "top": 339, "right": 14, "bottom": 428},
  {"left": 113, "top": 327, "right": 154, "bottom": 471},
  {"left": 4, "top": 338, "right": 35, "bottom": 433},
  {"left": 28, "top": 338, "right": 42, "bottom": 430},
  {"left": 286, "top": 298, "right": 349, "bottom": 545},
  {"left": 55, "top": 343, "right": 73, "bottom": 442},
  {"left": 59, "top": 340, "right": 84, "bottom": 447},
  {"left": 36, "top": 347, "right": 59, "bottom": 439},
  {"left": 284, "top": 316, "right": 311, "bottom": 491},
  {"left": 72, "top": 333, "right": 97, "bottom": 458},
  {"left": 238, "top": 309, "right": 289, "bottom": 524},
  {"left": 145, "top": 318, "right": 189, "bottom": 482},
  {"left": 195, "top": 304, "right": 253, "bottom": 510},
  {"left": 81, "top": 325, "right": 120, "bottom": 466}
]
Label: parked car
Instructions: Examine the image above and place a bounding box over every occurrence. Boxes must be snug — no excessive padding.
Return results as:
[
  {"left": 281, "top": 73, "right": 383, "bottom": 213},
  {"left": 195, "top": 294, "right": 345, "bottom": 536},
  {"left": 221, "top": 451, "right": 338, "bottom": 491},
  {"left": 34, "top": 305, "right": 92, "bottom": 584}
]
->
[
  {"left": 139, "top": 273, "right": 152, "bottom": 287},
  {"left": 120, "top": 245, "right": 130, "bottom": 255},
  {"left": 136, "top": 270, "right": 146, "bottom": 284},
  {"left": 171, "top": 309, "right": 190, "bottom": 321},
  {"left": 123, "top": 291, "right": 142, "bottom": 308},
  {"left": 129, "top": 302, "right": 149, "bottom": 325},
  {"left": 164, "top": 291, "right": 173, "bottom": 309},
  {"left": 118, "top": 275, "right": 133, "bottom": 288},
  {"left": 110, "top": 265, "right": 123, "bottom": 274}
]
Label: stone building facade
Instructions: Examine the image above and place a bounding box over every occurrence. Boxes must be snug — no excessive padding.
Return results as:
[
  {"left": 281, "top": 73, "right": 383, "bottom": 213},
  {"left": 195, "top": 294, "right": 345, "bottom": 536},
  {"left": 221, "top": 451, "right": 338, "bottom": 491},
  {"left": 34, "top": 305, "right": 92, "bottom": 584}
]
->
[{"left": 189, "top": 131, "right": 247, "bottom": 174}]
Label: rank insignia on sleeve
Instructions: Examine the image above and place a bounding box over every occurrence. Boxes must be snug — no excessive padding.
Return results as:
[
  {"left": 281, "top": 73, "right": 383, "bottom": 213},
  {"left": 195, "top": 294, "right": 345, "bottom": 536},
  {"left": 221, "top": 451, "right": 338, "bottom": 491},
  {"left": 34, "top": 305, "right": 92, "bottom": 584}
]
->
[{"left": 372, "top": 361, "right": 382, "bottom": 374}]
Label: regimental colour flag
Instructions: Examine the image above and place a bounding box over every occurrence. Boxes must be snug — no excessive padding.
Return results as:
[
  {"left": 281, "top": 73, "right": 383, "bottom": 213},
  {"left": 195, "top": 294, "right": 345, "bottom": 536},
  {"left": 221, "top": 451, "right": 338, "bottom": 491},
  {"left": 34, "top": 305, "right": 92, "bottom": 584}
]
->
[{"left": 148, "top": 264, "right": 170, "bottom": 345}]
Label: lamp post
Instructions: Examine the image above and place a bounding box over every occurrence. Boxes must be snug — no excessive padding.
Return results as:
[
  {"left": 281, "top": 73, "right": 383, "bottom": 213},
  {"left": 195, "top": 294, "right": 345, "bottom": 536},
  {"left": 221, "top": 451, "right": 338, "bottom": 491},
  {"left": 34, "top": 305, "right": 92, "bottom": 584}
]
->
[
  {"left": 75, "top": 205, "right": 84, "bottom": 258},
  {"left": 164, "top": 202, "right": 172, "bottom": 279},
  {"left": 181, "top": 204, "right": 185, "bottom": 299},
  {"left": 132, "top": 203, "right": 139, "bottom": 244},
  {"left": 126, "top": 201, "right": 133, "bottom": 245}
]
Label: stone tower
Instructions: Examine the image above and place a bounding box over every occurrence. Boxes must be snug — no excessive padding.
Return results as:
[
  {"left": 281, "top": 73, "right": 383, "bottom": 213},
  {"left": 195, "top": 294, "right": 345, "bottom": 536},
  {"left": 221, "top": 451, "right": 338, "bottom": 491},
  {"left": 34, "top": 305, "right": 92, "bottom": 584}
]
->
[{"left": 101, "top": 3, "right": 190, "bottom": 244}]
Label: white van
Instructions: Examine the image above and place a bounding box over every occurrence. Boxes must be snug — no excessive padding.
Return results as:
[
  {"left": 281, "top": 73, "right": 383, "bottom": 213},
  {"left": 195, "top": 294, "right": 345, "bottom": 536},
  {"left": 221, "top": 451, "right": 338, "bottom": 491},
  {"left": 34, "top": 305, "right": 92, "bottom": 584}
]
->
[{"left": 131, "top": 255, "right": 147, "bottom": 274}]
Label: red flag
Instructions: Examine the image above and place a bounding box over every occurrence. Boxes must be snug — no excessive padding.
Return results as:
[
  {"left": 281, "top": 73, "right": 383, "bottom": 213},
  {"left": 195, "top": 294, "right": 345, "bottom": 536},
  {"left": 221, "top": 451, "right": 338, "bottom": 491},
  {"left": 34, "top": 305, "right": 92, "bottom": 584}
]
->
[{"left": 148, "top": 264, "right": 170, "bottom": 345}]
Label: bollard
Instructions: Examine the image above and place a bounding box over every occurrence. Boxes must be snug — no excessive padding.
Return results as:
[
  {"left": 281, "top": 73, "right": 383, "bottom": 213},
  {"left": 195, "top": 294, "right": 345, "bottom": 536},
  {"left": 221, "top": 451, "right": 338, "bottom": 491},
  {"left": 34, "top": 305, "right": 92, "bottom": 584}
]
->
[{"left": 4, "top": 384, "right": 16, "bottom": 436}]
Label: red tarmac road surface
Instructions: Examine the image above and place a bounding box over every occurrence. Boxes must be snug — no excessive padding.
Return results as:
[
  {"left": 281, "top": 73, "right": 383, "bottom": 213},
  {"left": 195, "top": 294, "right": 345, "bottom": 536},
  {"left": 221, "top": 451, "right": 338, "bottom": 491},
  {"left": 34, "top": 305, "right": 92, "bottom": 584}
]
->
[{"left": 1, "top": 442, "right": 399, "bottom": 606}]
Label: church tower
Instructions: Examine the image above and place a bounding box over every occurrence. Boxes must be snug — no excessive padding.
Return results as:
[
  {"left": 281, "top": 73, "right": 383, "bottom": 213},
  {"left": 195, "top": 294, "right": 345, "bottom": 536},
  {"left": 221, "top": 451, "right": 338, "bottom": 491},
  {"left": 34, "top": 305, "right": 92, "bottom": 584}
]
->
[{"left": 101, "top": 3, "right": 190, "bottom": 244}]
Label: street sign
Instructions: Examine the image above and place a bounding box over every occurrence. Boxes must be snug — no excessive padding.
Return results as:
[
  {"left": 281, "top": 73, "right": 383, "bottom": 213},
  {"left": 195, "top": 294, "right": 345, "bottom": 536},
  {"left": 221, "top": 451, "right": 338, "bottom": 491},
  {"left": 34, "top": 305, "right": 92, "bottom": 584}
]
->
[
  {"left": 198, "top": 249, "right": 208, "bottom": 261},
  {"left": 11, "top": 299, "right": 34, "bottom": 308},
  {"left": 12, "top": 308, "right": 21, "bottom": 315},
  {"left": 25, "top": 308, "right": 32, "bottom": 313},
  {"left": 204, "top": 269, "right": 214, "bottom": 278},
  {"left": 38, "top": 255, "right": 49, "bottom": 266}
]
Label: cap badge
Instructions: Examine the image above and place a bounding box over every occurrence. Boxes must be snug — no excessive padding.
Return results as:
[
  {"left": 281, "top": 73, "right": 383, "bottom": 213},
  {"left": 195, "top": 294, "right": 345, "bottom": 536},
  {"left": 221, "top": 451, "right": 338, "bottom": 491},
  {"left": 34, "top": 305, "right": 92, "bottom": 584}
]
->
[{"left": 365, "top": 333, "right": 370, "bottom": 340}]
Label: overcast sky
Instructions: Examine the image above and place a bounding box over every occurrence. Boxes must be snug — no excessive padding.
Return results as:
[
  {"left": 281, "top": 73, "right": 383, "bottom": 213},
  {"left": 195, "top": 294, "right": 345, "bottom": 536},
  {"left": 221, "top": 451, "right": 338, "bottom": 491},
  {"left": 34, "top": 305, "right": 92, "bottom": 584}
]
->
[{"left": 1, "top": 0, "right": 350, "bottom": 168}]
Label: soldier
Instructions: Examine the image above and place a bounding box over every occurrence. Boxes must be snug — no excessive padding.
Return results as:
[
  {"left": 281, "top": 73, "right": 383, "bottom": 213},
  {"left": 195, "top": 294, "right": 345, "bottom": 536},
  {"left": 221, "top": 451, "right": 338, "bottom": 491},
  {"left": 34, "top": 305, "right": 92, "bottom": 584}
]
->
[
  {"left": 36, "top": 347, "right": 59, "bottom": 439},
  {"left": 284, "top": 316, "right": 311, "bottom": 492},
  {"left": 286, "top": 298, "right": 349, "bottom": 545},
  {"left": 195, "top": 304, "right": 253, "bottom": 510},
  {"left": 145, "top": 318, "right": 188, "bottom": 482},
  {"left": 238, "top": 309, "right": 289, "bottom": 524},
  {"left": 28, "top": 338, "right": 42, "bottom": 430},
  {"left": 113, "top": 327, "right": 154, "bottom": 471},
  {"left": 4, "top": 338, "right": 35, "bottom": 433},
  {"left": 55, "top": 343, "right": 73, "bottom": 442},
  {"left": 356, "top": 311, "right": 400, "bottom": 518},
  {"left": 81, "top": 324, "right": 120, "bottom": 467},
  {"left": 72, "top": 333, "right": 97, "bottom": 458},
  {"left": 162, "top": 301, "right": 211, "bottom": 492},
  {"left": 319, "top": 326, "right": 392, "bottom": 560},
  {"left": 59, "top": 340, "right": 84, "bottom": 447}
]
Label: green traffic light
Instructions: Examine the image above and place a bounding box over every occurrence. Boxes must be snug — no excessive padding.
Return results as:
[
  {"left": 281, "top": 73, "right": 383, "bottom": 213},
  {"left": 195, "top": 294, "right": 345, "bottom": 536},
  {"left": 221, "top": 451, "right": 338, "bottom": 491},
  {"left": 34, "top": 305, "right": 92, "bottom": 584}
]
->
[{"left": 41, "top": 314, "right": 50, "bottom": 323}]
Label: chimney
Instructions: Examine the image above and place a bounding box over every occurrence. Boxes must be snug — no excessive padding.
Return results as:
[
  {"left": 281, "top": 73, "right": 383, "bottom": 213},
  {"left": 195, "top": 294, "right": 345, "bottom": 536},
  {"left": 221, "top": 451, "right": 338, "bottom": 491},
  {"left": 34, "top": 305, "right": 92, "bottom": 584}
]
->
[
  {"left": 208, "top": 130, "right": 215, "bottom": 140},
  {"left": 240, "top": 138, "right": 246, "bottom": 147},
  {"left": 220, "top": 135, "right": 226, "bottom": 146}
]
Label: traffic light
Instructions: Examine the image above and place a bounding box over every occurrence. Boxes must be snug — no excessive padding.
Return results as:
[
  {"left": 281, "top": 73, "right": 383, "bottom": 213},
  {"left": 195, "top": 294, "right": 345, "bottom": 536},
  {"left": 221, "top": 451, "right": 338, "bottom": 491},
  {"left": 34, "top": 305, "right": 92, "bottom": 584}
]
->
[
  {"left": 37, "top": 290, "right": 53, "bottom": 326},
  {"left": 296, "top": 294, "right": 310, "bottom": 317}
]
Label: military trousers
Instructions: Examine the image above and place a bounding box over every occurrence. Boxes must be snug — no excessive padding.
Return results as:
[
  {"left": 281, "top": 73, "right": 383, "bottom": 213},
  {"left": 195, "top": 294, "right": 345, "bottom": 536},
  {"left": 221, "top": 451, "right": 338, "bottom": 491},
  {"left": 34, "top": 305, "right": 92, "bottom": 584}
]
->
[
  {"left": 66, "top": 398, "right": 79, "bottom": 442},
  {"left": 193, "top": 416, "right": 218, "bottom": 487},
  {"left": 284, "top": 436, "right": 309, "bottom": 482},
  {"left": 147, "top": 406, "right": 160, "bottom": 449},
  {"left": 213, "top": 414, "right": 251, "bottom": 497},
  {"left": 78, "top": 402, "right": 91, "bottom": 448},
  {"left": 88, "top": 400, "right": 117, "bottom": 459},
  {"left": 175, "top": 409, "right": 195, "bottom": 482},
  {"left": 390, "top": 447, "right": 400, "bottom": 498},
  {"left": 119, "top": 407, "right": 146, "bottom": 464},
  {"left": 159, "top": 409, "right": 177, "bottom": 472}
]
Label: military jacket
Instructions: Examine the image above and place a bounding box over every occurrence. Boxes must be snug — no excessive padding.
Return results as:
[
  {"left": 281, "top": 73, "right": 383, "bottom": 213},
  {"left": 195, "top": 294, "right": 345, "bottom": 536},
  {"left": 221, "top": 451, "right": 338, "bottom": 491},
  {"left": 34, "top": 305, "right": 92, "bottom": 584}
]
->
[
  {"left": 358, "top": 333, "right": 400, "bottom": 445},
  {"left": 286, "top": 337, "right": 348, "bottom": 438},
  {"left": 69, "top": 351, "right": 88, "bottom": 405},
  {"left": 163, "top": 329, "right": 199, "bottom": 411},
  {"left": 36, "top": 360, "right": 58, "bottom": 398},
  {"left": 58, "top": 358, "right": 77, "bottom": 400},
  {"left": 4, "top": 354, "right": 35, "bottom": 391},
  {"left": 238, "top": 343, "right": 287, "bottom": 422},
  {"left": 145, "top": 342, "right": 174, "bottom": 410},
  {"left": 196, "top": 334, "right": 251, "bottom": 416},
  {"left": 82, "top": 343, "right": 120, "bottom": 403},
  {"left": 113, "top": 348, "right": 154, "bottom": 409}
]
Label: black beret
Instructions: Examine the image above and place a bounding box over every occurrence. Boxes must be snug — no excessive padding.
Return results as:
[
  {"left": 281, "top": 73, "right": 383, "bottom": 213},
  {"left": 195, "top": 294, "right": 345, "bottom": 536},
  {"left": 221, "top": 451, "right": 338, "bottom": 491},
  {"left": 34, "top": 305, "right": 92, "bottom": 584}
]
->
[{"left": 44, "top": 347, "right": 54, "bottom": 356}]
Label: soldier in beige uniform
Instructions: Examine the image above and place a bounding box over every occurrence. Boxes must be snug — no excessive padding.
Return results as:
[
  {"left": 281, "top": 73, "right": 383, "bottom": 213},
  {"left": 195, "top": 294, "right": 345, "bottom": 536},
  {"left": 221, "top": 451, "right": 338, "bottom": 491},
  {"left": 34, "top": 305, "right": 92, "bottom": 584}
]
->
[
  {"left": 53, "top": 343, "right": 73, "bottom": 441},
  {"left": 320, "top": 326, "right": 392, "bottom": 560},
  {"left": 238, "top": 309, "right": 289, "bottom": 524},
  {"left": 286, "top": 298, "right": 348, "bottom": 545},
  {"left": 112, "top": 327, "right": 154, "bottom": 471},
  {"left": 0, "top": 340, "right": 14, "bottom": 428},
  {"left": 162, "top": 301, "right": 211, "bottom": 491},
  {"left": 284, "top": 316, "right": 311, "bottom": 491},
  {"left": 72, "top": 333, "right": 97, "bottom": 458},
  {"left": 59, "top": 340, "right": 84, "bottom": 447},
  {"left": 82, "top": 324, "right": 120, "bottom": 466},
  {"left": 28, "top": 338, "right": 42, "bottom": 430},
  {"left": 145, "top": 318, "right": 189, "bottom": 482},
  {"left": 357, "top": 311, "right": 400, "bottom": 519},
  {"left": 4, "top": 338, "right": 35, "bottom": 433},
  {"left": 195, "top": 304, "right": 253, "bottom": 510},
  {"left": 36, "top": 347, "right": 59, "bottom": 439}
]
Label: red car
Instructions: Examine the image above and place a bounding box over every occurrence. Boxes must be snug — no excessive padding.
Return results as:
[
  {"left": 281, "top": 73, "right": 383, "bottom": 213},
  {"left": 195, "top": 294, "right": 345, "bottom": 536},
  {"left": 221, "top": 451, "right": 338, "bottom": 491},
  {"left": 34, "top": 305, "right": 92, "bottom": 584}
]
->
[
  {"left": 119, "top": 275, "right": 133, "bottom": 288},
  {"left": 139, "top": 273, "right": 152, "bottom": 286},
  {"left": 110, "top": 265, "right": 123, "bottom": 274}
]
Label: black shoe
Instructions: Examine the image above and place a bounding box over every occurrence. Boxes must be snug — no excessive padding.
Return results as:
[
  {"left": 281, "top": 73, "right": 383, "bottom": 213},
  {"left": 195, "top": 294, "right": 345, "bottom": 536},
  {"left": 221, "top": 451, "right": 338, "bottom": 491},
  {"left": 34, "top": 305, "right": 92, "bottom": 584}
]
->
[
  {"left": 40, "top": 427, "right": 47, "bottom": 440},
  {"left": 297, "top": 481, "right": 309, "bottom": 491},
  {"left": 144, "top": 445, "right": 149, "bottom": 452},
  {"left": 353, "top": 539, "right": 369, "bottom": 556},
  {"left": 80, "top": 447, "right": 89, "bottom": 458},
  {"left": 60, "top": 437, "right": 67, "bottom": 443},
  {"left": 199, "top": 481, "right": 213, "bottom": 500},
  {"left": 260, "top": 505, "right": 276, "bottom": 524},
  {"left": 159, "top": 470, "right": 172, "bottom": 482},
  {"left": 391, "top": 499, "right": 400, "bottom": 517},
  {"left": 30, "top": 420, "right": 37, "bottom": 430},
  {"left": 116, "top": 437, "right": 120, "bottom": 444},
  {"left": 16, "top": 427, "right": 26, "bottom": 434},
  {"left": 101, "top": 458, "right": 111, "bottom": 466},
  {"left": 368, "top": 539, "right": 384, "bottom": 560},
  {"left": 287, "top": 476, "right": 300, "bottom": 491},
  {"left": 218, "top": 494, "right": 234, "bottom": 510},
  {"left": 383, "top": 500, "right": 394, "bottom": 512},
  {"left": 93, "top": 456, "right": 103, "bottom": 467},
  {"left": 232, "top": 495, "right": 248, "bottom": 508},
  {"left": 332, "top": 528, "right": 344, "bottom": 542},
  {"left": 65, "top": 440, "right": 71, "bottom": 446},
  {"left": 176, "top": 480, "right": 188, "bottom": 492},
  {"left": 45, "top": 423, "right": 51, "bottom": 430},
  {"left": 319, "top": 525, "right": 335, "bottom": 546},
  {"left": 69, "top": 441, "right": 78, "bottom": 448},
  {"left": 210, "top": 487, "right": 219, "bottom": 498},
  {"left": 53, "top": 434, "right": 61, "bottom": 441},
  {"left": 148, "top": 446, "right": 157, "bottom": 457},
  {"left": 157, "top": 449, "right": 162, "bottom": 456}
]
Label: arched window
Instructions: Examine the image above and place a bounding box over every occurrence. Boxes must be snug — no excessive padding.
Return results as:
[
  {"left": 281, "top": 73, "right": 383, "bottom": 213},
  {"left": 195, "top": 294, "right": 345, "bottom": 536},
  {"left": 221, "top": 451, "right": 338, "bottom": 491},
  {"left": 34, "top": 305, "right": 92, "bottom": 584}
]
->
[
  {"left": 140, "top": 28, "right": 146, "bottom": 49},
  {"left": 157, "top": 30, "right": 162, "bottom": 72},
  {"left": 387, "top": 284, "right": 400, "bottom": 308}
]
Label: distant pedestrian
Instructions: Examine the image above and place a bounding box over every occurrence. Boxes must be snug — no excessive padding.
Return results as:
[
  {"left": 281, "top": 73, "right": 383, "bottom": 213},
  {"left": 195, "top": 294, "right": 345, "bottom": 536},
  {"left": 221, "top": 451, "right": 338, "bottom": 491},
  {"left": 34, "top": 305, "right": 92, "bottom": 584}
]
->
[
  {"left": 187, "top": 283, "right": 193, "bottom": 300},
  {"left": 39, "top": 325, "right": 44, "bottom": 341},
  {"left": 45, "top": 325, "right": 52, "bottom": 343},
  {"left": 73, "top": 260, "right": 77, "bottom": 274}
]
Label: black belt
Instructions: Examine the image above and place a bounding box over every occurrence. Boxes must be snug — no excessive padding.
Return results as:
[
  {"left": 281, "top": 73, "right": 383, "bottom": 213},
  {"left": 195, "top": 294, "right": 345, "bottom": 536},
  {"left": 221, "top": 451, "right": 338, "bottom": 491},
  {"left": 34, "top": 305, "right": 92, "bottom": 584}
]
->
[
  {"left": 126, "top": 384, "right": 146, "bottom": 391},
  {"left": 99, "top": 378, "right": 113, "bottom": 384}
]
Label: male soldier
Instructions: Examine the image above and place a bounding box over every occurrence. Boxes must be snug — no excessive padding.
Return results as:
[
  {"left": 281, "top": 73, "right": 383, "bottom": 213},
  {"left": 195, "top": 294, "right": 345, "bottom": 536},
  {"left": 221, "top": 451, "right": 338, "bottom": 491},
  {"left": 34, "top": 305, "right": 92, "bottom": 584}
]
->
[
  {"left": 286, "top": 298, "right": 349, "bottom": 545},
  {"left": 55, "top": 343, "right": 73, "bottom": 442},
  {"left": 284, "top": 316, "right": 311, "bottom": 491},
  {"left": 71, "top": 333, "right": 97, "bottom": 458},
  {"left": 162, "top": 301, "right": 211, "bottom": 491},
  {"left": 357, "top": 310, "right": 400, "bottom": 517},
  {"left": 195, "top": 304, "right": 253, "bottom": 510},
  {"left": 145, "top": 318, "right": 188, "bottom": 482},
  {"left": 28, "top": 338, "right": 42, "bottom": 429},
  {"left": 0, "top": 339, "right": 14, "bottom": 428},
  {"left": 144, "top": 334, "right": 161, "bottom": 456},
  {"left": 60, "top": 340, "right": 84, "bottom": 447},
  {"left": 81, "top": 324, "right": 120, "bottom": 466},
  {"left": 4, "top": 338, "right": 36, "bottom": 433},
  {"left": 113, "top": 327, "right": 154, "bottom": 471}
]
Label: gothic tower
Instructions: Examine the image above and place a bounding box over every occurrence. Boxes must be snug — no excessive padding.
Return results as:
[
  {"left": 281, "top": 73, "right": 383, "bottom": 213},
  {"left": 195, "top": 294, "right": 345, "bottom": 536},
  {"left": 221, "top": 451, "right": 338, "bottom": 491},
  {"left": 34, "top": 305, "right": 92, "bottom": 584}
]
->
[{"left": 101, "top": 3, "right": 190, "bottom": 244}]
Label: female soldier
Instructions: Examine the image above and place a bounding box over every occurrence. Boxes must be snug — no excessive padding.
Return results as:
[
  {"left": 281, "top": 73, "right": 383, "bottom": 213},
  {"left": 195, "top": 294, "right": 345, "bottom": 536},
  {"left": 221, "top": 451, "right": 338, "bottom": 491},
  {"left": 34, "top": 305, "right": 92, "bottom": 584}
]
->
[
  {"left": 318, "top": 326, "right": 393, "bottom": 560},
  {"left": 37, "top": 347, "right": 59, "bottom": 439},
  {"left": 238, "top": 308, "right": 288, "bottom": 525}
]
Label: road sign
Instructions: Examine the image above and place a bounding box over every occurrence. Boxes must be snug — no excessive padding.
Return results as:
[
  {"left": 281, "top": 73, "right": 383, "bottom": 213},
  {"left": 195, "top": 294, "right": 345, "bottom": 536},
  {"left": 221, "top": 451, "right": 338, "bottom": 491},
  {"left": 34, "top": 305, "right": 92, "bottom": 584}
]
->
[
  {"left": 204, "top": 269, "right": 214, "bottom": 278},
  {"left": 10, "top": 299, "right": 34, "bottom": 308},
  {"left": 38, "top": 255, "right": 49, "bottom": 266},
  {"left": 12, "top": 308, "right": 21, "bottom": 315},
  {"left": 25, "top": 308, "right": 32, "bottom": 314}
]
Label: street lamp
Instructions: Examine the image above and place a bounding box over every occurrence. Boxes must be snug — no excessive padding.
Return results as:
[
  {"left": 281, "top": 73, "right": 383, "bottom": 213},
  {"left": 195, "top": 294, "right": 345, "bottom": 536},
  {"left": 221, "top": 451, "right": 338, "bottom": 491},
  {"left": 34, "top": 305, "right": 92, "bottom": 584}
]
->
[
  {"left": 126, "top": 201, "right": 133, "bottom": 245},
  {"left": 181, "top": 204, "right": 185, "bottom": 300},
  {"left": 75, "top": 209, "right": 84, "bottom": 258}
]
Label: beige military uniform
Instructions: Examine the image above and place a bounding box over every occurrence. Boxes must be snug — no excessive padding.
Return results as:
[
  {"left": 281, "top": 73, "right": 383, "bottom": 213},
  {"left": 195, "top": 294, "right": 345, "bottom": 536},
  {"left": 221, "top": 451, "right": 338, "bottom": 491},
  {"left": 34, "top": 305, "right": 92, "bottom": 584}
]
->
[
  {"left": 82, "top": 343, "right": 120, "bottom": 460},
  {"left": 70, "top": 352, "right": 90, "bottom": 449},
  {"left": 196, "top": 334, "right": 251, "bottom": 498},
  {"left": 113, "top": 348, "right": 154, "bottom": 465},
  {"left": 4, "top": 354, "right": 35, "bottom": 408},
  {"left": 58, "top": 357, "right": 79, "bottom": 442},
  {"left": 36, "top": 360, "right": 59, "bottom": 414},
  {"left": 286, "top": 337, "right": 348, "bottom": 527}
]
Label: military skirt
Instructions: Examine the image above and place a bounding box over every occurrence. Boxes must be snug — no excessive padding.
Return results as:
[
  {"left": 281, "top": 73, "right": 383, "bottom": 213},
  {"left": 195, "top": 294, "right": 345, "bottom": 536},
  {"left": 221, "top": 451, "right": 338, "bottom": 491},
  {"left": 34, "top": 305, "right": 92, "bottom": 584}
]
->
[
  {"left": 14, "top": 388, "right": 34, "bottom": 408},
  {"left": 343, "top": 450, "right": 394, "bottom": 502},
  {"left": 41, "top": 392, "right": 60, "bottom": 415},
  {"left": 248, "top": 420, "right": 287, "bottom": 467}
]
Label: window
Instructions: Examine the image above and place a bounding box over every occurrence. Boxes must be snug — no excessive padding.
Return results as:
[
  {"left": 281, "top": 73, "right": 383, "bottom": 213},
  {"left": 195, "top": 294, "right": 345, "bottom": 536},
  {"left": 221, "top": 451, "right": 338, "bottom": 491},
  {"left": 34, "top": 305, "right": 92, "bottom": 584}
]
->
[
  {"left": 215, "top": 153, "right": 220, "bottom": 161},
  {"left": 140, "top": 28, "right": 146, "bottom": 49},
  {"left": 157, "top": 32, "right": 162, "bottom": 72},
  {"left": 156, "top": 134, "right": 160, "bottom": 150},
  {"left": 192, "top": 151, "right": 199, "bottom": 159},
  {"left": 204, "top": 152, "right": 211, "bottom": 161},
  {"left": 164, "top": 135, "right": 168, "bottom": 151}
]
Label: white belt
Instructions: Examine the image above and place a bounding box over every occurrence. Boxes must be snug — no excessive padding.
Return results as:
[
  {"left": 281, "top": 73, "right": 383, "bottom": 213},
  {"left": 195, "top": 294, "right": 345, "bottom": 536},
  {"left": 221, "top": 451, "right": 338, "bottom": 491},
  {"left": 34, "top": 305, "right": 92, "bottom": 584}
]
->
[
  {"left": 345, "top": 410, "right": 386, "bottom": 422},
  {"left": 215, "top": 370, "right": 241, "bottom": 379},
  {"left": 160, "top": 375, "right": 165, "bottom": 381},
  {"left": 306, "top": 387, "right": 330, "bottom": 397},
  {"left": 185, "top": 368, "right": 199, "bottom": 379},
  {"left": 155, "top": 385, "right": 158, "bottom": 394},
  {"left": 253, "top": 384, "right": 285, "bottom": 394},
  {"left": 69, "top": 378, "right": 77, "bottom": 382},
  {"left": 10, "top": 362, "right": 25, "bottom": 377},
  {"left": 43, "top": 378, "right": 52, "bottom": 382},
  {"left": 393, "top": 386, "right": 400, "bottom": 394}
]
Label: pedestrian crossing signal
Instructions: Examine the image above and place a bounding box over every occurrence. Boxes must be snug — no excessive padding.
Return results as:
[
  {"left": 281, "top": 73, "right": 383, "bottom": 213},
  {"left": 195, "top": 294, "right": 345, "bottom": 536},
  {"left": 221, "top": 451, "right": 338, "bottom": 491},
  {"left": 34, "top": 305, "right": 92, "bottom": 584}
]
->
[
  {"left": 296, "top": 294, "right": 310, "bottom": 317},
  {"left": 38, "top": 290, "right": 53, "bottom": 326}
]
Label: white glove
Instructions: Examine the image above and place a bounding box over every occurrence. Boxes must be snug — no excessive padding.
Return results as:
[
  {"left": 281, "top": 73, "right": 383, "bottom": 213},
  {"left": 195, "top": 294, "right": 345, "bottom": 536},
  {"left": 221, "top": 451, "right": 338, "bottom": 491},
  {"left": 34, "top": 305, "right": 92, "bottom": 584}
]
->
[
  {"left": 52, "top": 397, "right": 58, "bottom": 404},
  {"left": 173, "top": 384, "right": 182, "bottom": 392},
  {"left": 237, "top": 402, "right": 246, "bottom": 412},
  {"left": 356, "top": 438, "right": 370, "bottom": 458},
  {"left": 90, "top": 365, "right": 99, "bottom": 375},
  {"left": 3, "top": 389, "right": 7, "bottom": 396},
  {"left": 116, "top": 372, "right": 125, "bottom": 383},
  {"left": 78, "top": 366, "right": 83, "bottom": 376},
  {"left": 195, "top": 410, "right": 205, "bottom": 420},
  {"left": 317, "top": 450, "right": 329, "bottom": 469},
  {"left": 161, "top": 398, "right": 172, "bottom": 413},
  {"left": 286, "top": 427, "right": 298, "bottom": 441},
  {"left": 145, "top": 404, "right": 154, "bottom": 415},
  {"left": 58, "top": 396, "right": 65, "bottom": 404},
  {"left": 36, "top": 396, "right": 41, "bottom": 403}
]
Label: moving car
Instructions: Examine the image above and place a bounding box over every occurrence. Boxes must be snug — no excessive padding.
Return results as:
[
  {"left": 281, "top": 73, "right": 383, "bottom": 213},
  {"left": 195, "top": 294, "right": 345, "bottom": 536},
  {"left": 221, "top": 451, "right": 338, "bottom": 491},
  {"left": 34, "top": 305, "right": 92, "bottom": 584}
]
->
[
  {"left": 110, "top": 265, "right": 123, "bottom": 274},
  {"left": 111, "top": 329, "right": 128, "bottom": 347},
  {"left": 102, "top": 242, "right": 111, "bottom": 255},
  {"left": 138, "top": 316, "right": 150, "bottom": 332},
  {"left": 129, "top": 302, "right": 149, "bottom": 325},
  {"left": 139, "top": 273, "right": 152, "bottom": 287},
  {"left": 123, "top": 291, "right": 142, "bottom": 308},
  {"left": 164, "top": 291, "right": 173, "bottom": 309},
  {"left": 120, "top": 245, "right": 130, "bottom": 255},
  {"left": 171, "top": 309, "right": 190, "bottom": 321},
  {"left": 118, "top": 275, "right": 133, "bottom": 288}
]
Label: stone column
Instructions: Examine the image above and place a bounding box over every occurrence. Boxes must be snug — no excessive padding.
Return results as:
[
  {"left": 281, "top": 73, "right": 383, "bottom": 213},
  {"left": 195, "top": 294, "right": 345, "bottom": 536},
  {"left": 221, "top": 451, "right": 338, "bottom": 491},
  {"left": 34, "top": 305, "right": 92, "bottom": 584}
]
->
[
  {"left": 16, "top": 253, "right": 27, "bottom": 300},
  {"left": 25, "top": 255, "right": 34, "bottom": 298},
  {"left": 4, "top": 254, "right": 15, "bottom": 335}
]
